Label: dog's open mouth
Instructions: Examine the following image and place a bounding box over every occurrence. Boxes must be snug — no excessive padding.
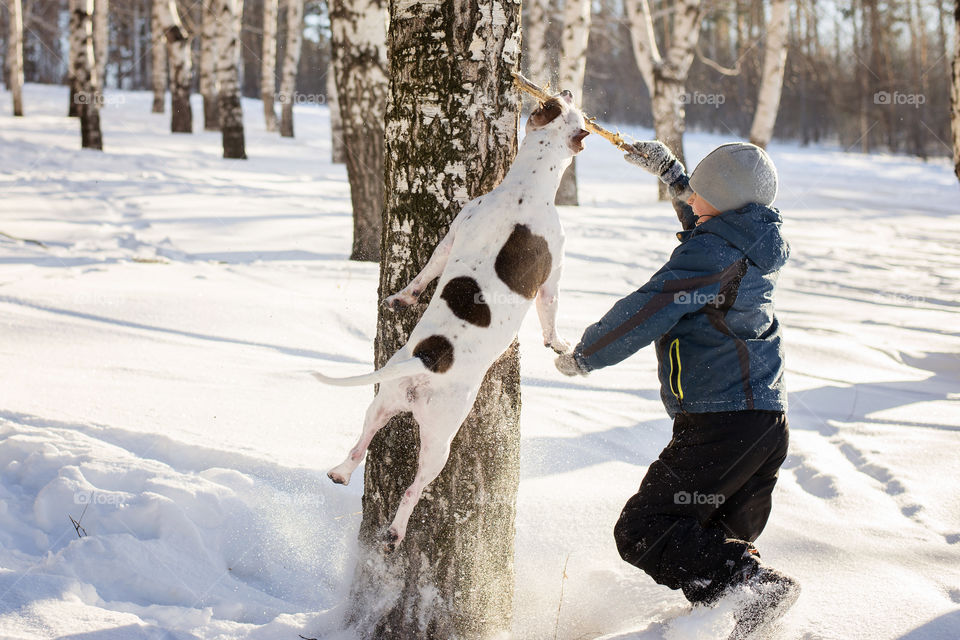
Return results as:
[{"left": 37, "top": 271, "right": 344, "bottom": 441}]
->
[{"left": 570, "top": 129, "right": 590, "bottom": 153}]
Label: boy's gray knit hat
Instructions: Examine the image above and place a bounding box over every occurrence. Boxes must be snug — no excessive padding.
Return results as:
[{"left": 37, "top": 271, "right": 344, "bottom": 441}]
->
[{"left": 689, "top": 142, "right": 778, "bottom": 213}]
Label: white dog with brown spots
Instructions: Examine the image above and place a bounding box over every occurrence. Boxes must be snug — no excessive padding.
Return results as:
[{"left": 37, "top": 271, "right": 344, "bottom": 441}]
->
[{"left": 313, "top": 91, "right": 589, "bottom": 551}]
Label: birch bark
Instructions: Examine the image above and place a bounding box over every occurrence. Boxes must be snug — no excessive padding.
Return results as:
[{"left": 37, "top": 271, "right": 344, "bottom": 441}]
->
[
  {"left": 625, "top": 0, "right": 704, "bottom": 199},
  {"left": 261, "top": 0, "right": 279, "bottom": 131},
  {"left": 278, "top": 0, "right": 304, "bottom": 137},
  {"left": 161, "top": 0, "right": 192, "bottom": 133},
  {"left": 7, "top": 0, "right": 24, "bottom": 116},
  {"left": 526, "top": 0, "right": 549, "bottom": 82},
  {"left": 216, "top": 0, "right": 246, "bottom": 157},
  {"left": 555, "top": 0, "right": 592, "bottom": 205},
  {"left": 952, "top": 0, "right": 960, "bottom": 180},
  {"left": 94, "top": 0, "right": 108, "bottom": 91},
  {"left": 350, "top": 0, "right": 523, "bottom": 636},
  {"left": 200, "top": 0, "right": 220, "bottom": 129},
  {"left": 327, "top": 68, "right": 346, "bottom": 162},
  {"left": 329, "top": 0, "right": 387, "bottom": 261},
  {"left": 150, "top": 0, "right": 167, "bottom": 112},
  {"left": 72, "top": 0, "right": 103, "bottom": 149},
  {"left": 748, "top": 0, "right": 789, "bottom": 148}
]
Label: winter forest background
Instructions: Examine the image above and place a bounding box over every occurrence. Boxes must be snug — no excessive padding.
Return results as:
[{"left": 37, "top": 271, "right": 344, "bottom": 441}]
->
[
  {"left": 1, "top": 0, "right": 960, "bottom": 638},
  {"left": 2, "top": 0, "right": 957, "bottom": 157}
]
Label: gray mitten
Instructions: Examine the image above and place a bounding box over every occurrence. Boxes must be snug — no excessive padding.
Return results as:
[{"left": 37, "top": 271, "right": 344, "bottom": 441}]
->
[
  {"left": 624, "top": 141, "right": 686, "bottom": 186},
  {"left": 555, "top": 352, "right": 589, "bottom": 377}
]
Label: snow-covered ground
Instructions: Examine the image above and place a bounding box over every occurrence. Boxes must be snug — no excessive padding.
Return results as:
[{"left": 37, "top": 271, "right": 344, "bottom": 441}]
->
[{"left": 1, "top": 83, "right": 958, "bottom": 640}]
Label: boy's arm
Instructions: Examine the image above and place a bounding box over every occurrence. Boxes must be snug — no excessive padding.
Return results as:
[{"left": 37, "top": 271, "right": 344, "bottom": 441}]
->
[
  {"left": 569, "top": 236, "right": 744, "bottom": 373},
  {"left": 625, "top": 141, "right": 697, "bottom": 230}
]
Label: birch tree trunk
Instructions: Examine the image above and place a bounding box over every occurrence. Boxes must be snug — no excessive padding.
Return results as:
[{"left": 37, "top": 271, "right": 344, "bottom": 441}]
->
[
  {"left": 160, "top": 0, "right": 192, "bottom": 133},
  {"left": 94, "top": 0, "right": 108, "bottom": 91},
  {"left": 526, "top": 0, "right": 549, "bottom": 82},
  {"left": 350, "top": 0, "right": 523, "bottom": 636},
  {"left": 71, "top": 0, "right": 103, "bottom": 149},
  {"left": 7, "top": 0, "right": 24, "bottom": 116},
  {"left": 200, "top": 0, "right": 220, "bottom": 130},
  {"left": 951, "top": 0, "right": 960, "bottom": 181},
  {"left": 555, "top": 0, "right": 592, "bottom": 205},
  {"left": 329, "top": 0, "right": 387, "bottom": 262},
  {"left": 748, "top": 0, "right": 789, "bottom": 148},
  {"left": 327, "top": 68, "right": 346, "bottom": 162},
  {"left": 68, "top": 0, "right": 81, "bottom": 116},
  {"left": 261, "top": 0, "right": 279, "bottom": 131},
  {"left": 150, "top": 0, "right": 167, "bottom": 112},
  {"left": 278, "top": 0, "right": 304, "bottom": 138},
  {"left": 626, "top": 0, "right": 704, "bottom": 199},
  {"left": 216, "top": 0, "right": 246, "bottom": 158}
]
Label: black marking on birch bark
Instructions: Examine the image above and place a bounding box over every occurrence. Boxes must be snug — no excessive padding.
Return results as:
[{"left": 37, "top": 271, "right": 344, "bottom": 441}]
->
[
  {"left": 495, "top": 224, "right": 553, "bottom": 299},
  {"left": 413, "top": 335, "right": 455, "bottom": 373},
  {"left": 440, "top": 276, "right": 491, "bottom": 327}
]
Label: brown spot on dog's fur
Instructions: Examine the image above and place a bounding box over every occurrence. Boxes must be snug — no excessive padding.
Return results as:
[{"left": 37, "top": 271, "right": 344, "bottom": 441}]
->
[
  {"left": 495, "top": 224, "right": 553, "bottom": 299},
  {"left": 440, "top": 276, "right": 491, "bottom": 327},
  {"left": 413, "top": 335, "right": 454, "bottom": 373},
  {"left": 530, "top": 98, "right": 563, "bottom": 128}
]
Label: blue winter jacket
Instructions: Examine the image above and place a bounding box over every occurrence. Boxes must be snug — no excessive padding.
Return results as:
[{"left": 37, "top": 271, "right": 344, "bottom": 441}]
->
[{"left": 573, "top": 183, "right": 790, "bottom": 417}]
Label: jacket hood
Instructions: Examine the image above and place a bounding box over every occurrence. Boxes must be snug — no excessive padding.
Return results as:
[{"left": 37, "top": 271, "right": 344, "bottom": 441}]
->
[{"left": 697, "top": 203, "right": 790, "bottom": 272}]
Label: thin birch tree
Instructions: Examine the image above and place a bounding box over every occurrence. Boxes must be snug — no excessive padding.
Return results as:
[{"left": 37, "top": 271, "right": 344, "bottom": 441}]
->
[
  {"left": 526, "top": 0, "right": 550, "bottom": 83},
  {"left": 94, "top": 0, "right": 108, "bottom": 91},
  {"left": 952, "top": 0, "right": 960, "bottom": 180},
  {"left": 626, "top": 0, "right": 704, "bottom": 198},
  {"left": 200, "top": 0, "right": 220, "bottom": 130},
  {"left": 150, "top": 0, "right": 167, "bottom": 112},
  {"left": 7, "top": 0, "right": 25, "bottom": 116},
  {"left": 278, "top": 0, "right": 304, "bottom": 137},
  {"left": 159, "top": 0, "right": 192, "bottom": 133},
  {"left": 71, "top": 0, "right": 103, "bottom": 149},
  {"left": 749, "top": 0, "right": 790, "bottom": 148},
  {"left": 350, "top": 0, "right": 523, "bottom": 635},
  {"left": 261, "top": 0, "right": 279, "bottom": 131},
  {"left": 329, "top": 0, "right": 388, "bottom": 261},
  {"left": 556, "top": 0, "right": 592, "bottom": 205},
  {"left": 216, "top": 0, "right": 246, "bottom": 157}
]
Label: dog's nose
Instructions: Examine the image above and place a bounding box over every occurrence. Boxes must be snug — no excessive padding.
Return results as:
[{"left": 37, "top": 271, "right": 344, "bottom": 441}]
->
[{"left": 559, "top": 89, "right": 574, "bottom": 103}]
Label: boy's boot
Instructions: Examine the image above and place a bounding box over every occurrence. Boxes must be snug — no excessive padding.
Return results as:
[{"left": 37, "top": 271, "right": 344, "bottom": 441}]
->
[{"left": 725, "top": 562, "right": 800, "bottom": 640}]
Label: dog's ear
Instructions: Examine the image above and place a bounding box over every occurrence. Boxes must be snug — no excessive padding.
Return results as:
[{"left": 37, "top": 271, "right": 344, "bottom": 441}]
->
[{"left": 529, "top": 98, "right": 563, "bottom": 129}]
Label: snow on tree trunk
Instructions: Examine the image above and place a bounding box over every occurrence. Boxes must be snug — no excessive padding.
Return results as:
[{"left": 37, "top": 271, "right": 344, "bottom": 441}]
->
[
  {"left": 749, "top": 0, "right": 789, "bottom": 149},
  {"left": 278, "top": 0, "right": 304, "bottom": 138},
  {"left": 525, "top": 0, "right": 549, "bottom": 82},
  {"left": 952, "top": 0, "right": 960, "bottom": 181},
  {"left": 555, "top": 0, "right": 591, "bottom": 206},
  {"left": 329, "top": 0, "right": 387, "bottom": 262},
  {"left": 7, "top": 0, "right": 24, "bottom": 116},
  {"left": 150, "top": 0, "right": 167, "bottom": 113},
  {"left": 216, "top": 0, "right": 246, "bottom": 158},
  {"left": 349, "top": 0, "right": 522, "bottom": 636},
  {"left": 626, "top": 0, "right": 703, "bottom": 199},
  {"left": 200, "top": 0, "right": 220, "bottom": 130},
  {"left": 261, "top": 0, "right": 279, "bottom": 131},
  {"left": 71, "top": 0, "right": 103, "bottom": 149},
  {"left": 327, "top": 69, "right": 346, "bottom": 163},
  {"left": 94, "top": 0, "right": 108, "bottom": 91},
  {"left": 161, "top": 0, "right": 192, "bottom": 133}
]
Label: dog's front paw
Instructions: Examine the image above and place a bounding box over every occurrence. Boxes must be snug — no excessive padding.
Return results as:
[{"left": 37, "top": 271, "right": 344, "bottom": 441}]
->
[
  {"left": 545, "top": 337, "right": 572, "bottom": 355},
  {"left": 382, "top": 290, "right": 419, "bottom": 311}
]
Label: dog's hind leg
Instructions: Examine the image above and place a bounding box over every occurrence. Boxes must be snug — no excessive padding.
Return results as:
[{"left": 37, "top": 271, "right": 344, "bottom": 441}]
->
[
  {"left": 384, "top": 390, "right": 476, "bottom": 551},
  {"left": 328, "top": 391, "right": 401, "bottom": 486}
]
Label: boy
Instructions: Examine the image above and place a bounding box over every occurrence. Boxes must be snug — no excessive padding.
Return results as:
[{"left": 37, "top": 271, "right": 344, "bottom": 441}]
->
[{"left": 556, "top": 141, "right": 799, "bottom": 636}]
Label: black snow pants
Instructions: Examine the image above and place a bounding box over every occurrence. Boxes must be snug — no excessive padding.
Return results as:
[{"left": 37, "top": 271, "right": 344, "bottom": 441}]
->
[{"left": 613, "top": 410, "right": 789, "bottom": 604}]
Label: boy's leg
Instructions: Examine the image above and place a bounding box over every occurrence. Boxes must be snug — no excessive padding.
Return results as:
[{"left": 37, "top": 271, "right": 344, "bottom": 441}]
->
[
  {"left": 613, "top": 410, "right": 789, "bottom": 603},
  {"left": 707, "top": 414, "right": 789, "bottom": 542}
]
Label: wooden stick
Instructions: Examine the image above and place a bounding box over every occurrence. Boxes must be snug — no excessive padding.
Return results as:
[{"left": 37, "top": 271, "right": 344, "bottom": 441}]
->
[{"left": 511, "top": 71, "right": 636, "bottom": 152}]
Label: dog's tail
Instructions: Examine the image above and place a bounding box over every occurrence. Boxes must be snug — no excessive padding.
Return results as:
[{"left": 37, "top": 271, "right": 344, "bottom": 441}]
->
[{"left": 311, "top": 357, "right": 427, "bottom": 387}]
